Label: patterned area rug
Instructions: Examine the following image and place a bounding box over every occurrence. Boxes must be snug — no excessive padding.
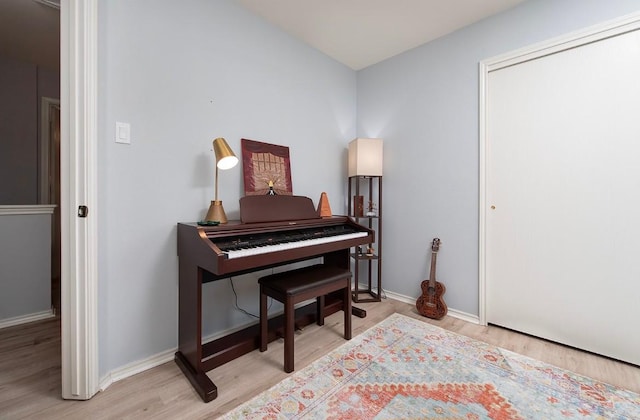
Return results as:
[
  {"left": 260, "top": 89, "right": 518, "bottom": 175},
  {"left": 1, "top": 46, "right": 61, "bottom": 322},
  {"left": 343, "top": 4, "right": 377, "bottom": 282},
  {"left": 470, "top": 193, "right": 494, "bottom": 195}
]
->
[{"left": 221, "top": 313, "right": 640, "bottom": 419}]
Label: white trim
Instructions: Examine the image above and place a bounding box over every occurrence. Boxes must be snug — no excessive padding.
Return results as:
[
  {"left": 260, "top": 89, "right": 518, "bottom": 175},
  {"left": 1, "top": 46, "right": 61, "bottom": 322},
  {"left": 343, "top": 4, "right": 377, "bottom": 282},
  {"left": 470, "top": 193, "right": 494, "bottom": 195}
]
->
[
  {"left": 0, "top": 205, "right": 56, "bottom": 215},
  {"left": 92, "top": 291, "right": 479, "bottom": 391},
  {"left": 99, "top": 348, "right": 176, "bottom": 391},
  {"left": 478, "top": 10, "right": 640, "bottom": 329},
  {"left": 97, "top": 319, "right": 261, "bottom": 392},
  {"left": 60, "top": 0, "right": 99, "bottom": 400},
  {"left": 383, "top": 289, "right": 480, "bottom": 325},
  {"left": 484, "top": 11, "right": 640, "bottom": 73},
  {"left": 34, "top": 0, "right": 61, "bottom": 10},
  {"left": 97, "top": 317, "right": 264, "bottom": 392},
  {"left": 445, "top": 308, "right": 479, "bottom": 325},
  {"left": 0, "top": 310, "right": 55, "bottom": 330},
  {"left": 478, "top": 58, "right": 489, "bottom": 326},
  {"left": 39, "top": 97, "right": 61, "bottom": 204}
]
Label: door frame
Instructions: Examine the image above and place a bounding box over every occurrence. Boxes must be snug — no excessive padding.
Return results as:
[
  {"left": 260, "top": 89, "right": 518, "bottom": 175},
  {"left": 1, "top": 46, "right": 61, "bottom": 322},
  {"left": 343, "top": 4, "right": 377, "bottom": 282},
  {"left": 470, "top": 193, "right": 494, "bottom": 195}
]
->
[
  {"left": 60, "top": 0, "right": 99, "bottom": 400},
  {"left": 478, "top": 11, "right": 640, "bottom": 327}
]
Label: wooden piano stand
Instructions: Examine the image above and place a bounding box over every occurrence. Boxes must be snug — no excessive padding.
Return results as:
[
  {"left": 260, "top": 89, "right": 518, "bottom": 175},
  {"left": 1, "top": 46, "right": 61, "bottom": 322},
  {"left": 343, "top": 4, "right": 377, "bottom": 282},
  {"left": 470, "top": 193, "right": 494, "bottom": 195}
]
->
[
  {"left": 175, "top": 257, "right": 367, "bottom": 403},
  {"left": 176, "top": 208, "right": 373, "bottom": 403}
]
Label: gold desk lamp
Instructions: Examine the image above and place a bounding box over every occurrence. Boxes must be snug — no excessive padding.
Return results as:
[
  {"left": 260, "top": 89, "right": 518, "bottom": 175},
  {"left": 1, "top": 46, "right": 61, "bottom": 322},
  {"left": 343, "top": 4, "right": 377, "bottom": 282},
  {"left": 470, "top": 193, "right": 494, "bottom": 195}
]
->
[{"left": 205, "top": 137, "right": 238, "bottom": 223}]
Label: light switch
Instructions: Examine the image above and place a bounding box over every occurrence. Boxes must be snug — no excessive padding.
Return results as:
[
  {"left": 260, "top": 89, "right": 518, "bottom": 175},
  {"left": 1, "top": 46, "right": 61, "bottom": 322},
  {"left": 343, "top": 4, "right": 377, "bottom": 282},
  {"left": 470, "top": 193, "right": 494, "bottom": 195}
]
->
[{"left": 115, "top": 122, "right": 131, "bottom": 144}]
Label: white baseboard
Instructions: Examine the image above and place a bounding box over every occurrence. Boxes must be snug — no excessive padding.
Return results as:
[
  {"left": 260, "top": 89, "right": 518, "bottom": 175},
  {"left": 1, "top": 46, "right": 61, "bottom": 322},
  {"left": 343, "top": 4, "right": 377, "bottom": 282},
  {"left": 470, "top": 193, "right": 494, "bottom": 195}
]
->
[
  {"left": 98, "top": 289, "right": 480, "bottom": 393},
  {"left": 0, "top": 309, "right": 55, "bottom": 330},
  {"left": 379, "top": 287, "right": 480, "bottom": 325},
  {"left": 99, "top": 348, "right": 176, "bottom": 391}
]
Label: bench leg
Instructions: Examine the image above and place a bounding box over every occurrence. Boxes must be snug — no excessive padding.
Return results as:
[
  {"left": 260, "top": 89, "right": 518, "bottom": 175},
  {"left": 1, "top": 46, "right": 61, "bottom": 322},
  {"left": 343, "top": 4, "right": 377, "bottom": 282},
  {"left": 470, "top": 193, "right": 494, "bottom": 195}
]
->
[
  {"left": 260, "top": 287, "right": 267, "bottom": 352},
  {"left": 343, "top": 282, "right": 352, "bottom": 340},
  {"left": 284, "top": 298, "right": 295, "bottom": 373},
  {"left": 316, "top": 295, "right": 325, "bottom": 326}
]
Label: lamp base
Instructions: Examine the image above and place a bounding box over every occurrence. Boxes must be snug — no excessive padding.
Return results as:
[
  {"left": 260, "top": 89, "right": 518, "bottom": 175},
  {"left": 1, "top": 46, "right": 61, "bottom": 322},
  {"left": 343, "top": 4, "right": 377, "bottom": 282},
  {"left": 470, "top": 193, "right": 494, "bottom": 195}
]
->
[{"left": 205, "top": 200, "right": 228, "bottom": 224}]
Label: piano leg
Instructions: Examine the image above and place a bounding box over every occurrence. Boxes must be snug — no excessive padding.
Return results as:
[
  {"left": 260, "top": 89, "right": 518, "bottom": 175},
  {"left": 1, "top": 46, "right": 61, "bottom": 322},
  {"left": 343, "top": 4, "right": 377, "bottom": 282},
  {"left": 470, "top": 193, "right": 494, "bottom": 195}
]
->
[
  {"left": 175, "top": 350, "right": 217, "bottom": 402},
  {"left": 177, "top": 262, "right": 219, "bottom": 402},
  {"left": 175, "top": 249, "right": 368, "bottom": 402},
  {"left": 352, "top": 307, "right": 367, "bottom": 318}
]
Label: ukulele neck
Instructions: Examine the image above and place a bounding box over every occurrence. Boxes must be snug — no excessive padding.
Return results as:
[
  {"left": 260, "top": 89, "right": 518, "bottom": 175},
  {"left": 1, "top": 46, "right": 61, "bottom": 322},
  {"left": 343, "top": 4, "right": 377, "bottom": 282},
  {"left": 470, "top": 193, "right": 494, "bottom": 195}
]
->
[{"left": 429, "top": 251, "right": 438, "bottom": 286}]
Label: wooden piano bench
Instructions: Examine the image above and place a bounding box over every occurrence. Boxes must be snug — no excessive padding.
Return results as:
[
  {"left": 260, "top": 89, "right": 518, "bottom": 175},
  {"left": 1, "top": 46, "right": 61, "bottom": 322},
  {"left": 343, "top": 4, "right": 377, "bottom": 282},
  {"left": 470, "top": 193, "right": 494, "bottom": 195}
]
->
[{"left": 259, "top": 264, "right": 353, "bottom": 373}]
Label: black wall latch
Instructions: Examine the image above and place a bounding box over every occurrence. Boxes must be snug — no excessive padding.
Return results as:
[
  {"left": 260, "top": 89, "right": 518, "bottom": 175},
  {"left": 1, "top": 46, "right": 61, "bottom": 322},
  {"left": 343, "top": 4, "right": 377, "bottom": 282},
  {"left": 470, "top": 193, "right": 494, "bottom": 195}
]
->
[{"left": 78, "top": 205, "right": 89, "bottom": 218}]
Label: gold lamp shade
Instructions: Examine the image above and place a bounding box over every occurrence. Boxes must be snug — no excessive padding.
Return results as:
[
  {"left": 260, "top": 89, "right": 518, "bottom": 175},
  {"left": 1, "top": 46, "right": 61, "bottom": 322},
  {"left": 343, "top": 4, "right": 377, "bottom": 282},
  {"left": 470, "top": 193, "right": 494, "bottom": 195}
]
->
[
  {"left": 213, "top": 137, "right": 238, "bottom": 170},
  {"left": 205, "top": 137, "right": 238, "bottom": 223}
]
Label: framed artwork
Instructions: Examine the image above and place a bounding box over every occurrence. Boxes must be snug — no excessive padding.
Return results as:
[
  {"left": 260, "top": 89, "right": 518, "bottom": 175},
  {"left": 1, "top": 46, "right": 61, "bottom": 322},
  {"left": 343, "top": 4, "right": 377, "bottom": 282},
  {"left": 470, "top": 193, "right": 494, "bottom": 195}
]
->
[{"left": 241, "top": 138, "right": 293, "bottom": 196}]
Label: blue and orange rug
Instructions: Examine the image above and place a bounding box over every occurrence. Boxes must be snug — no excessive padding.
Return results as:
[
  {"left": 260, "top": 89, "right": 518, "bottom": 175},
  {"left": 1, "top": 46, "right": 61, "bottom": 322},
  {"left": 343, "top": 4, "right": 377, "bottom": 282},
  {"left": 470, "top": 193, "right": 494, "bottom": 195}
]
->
[{"left": 222, "top": 313, "right": 640, "bottom": 419}]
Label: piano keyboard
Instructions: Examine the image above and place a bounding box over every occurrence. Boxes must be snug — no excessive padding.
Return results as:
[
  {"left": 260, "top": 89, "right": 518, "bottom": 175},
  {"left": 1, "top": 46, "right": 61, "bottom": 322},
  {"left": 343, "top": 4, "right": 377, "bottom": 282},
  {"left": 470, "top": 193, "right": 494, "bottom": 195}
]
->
[{"left": 222, "top": 231, "right": 368, "bottom": 259}]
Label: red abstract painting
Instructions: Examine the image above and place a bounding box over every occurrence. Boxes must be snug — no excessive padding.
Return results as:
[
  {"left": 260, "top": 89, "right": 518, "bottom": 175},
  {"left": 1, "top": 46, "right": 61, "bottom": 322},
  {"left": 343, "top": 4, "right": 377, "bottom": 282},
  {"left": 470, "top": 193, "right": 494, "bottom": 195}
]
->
[{"left": 241, "top": 138, "right": 293, "bottom": 196}]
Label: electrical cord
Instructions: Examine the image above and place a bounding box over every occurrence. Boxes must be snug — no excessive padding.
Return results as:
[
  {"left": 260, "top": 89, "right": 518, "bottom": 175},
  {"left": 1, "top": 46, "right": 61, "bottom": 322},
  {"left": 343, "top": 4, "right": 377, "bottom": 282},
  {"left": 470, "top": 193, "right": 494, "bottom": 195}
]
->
[{"left": 229, "top": 276, "right": 272, "bottom": 318}]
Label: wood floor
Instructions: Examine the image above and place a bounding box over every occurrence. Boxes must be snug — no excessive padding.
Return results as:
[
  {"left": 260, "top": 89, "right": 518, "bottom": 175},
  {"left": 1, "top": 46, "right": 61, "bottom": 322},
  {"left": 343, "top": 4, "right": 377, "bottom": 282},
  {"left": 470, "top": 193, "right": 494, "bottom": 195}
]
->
[{"left": 1, "top": 299, "right": 639, "bottom": 419}]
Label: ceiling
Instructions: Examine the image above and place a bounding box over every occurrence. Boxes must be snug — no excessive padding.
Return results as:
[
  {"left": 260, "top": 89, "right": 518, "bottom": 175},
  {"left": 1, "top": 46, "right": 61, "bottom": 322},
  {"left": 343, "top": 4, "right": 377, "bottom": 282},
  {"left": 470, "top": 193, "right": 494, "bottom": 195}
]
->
[
  {"left": 0, "top": 1, "right": 526, "bottom": 72},
  {"left": 236, "top": 0, "right": 526, "bottom": 70}
]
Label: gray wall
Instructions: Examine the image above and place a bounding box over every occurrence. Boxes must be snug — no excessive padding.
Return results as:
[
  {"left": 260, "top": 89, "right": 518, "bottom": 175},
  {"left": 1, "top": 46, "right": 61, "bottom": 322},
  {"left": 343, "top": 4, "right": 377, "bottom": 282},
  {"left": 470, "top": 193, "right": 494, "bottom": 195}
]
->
[
  {"left": 0, "top": 55, "right": 60, "bottom": 204},
  {"left": 98, "top": 0, "right": 356, "bottom": 375},
  {"left": 356, "top": 0, "right": 640, "bottom": 316},
  {"left": 0, "top": 56, "right": 37, "bottom": 204},
  {"left": 0, "top": 212, "right": 51, "bottom": 320}
]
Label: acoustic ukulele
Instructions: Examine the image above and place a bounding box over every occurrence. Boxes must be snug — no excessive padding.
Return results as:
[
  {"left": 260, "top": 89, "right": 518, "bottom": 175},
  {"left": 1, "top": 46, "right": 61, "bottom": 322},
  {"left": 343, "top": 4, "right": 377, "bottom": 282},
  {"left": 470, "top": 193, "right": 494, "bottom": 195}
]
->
[{"left": 416, "top": 238, "right": 447, "bottom": 320}]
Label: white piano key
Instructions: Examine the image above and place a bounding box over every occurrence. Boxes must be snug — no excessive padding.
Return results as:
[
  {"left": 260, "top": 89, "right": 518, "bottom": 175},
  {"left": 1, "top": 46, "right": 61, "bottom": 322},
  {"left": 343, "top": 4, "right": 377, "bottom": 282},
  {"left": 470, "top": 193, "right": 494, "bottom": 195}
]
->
[{"left": 224, "top": 231, "right": 368, "bottom": 259}]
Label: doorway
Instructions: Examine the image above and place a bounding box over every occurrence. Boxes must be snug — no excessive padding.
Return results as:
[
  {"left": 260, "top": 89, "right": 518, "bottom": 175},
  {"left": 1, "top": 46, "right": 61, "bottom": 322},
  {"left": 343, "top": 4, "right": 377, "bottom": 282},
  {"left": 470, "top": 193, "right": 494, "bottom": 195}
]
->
[{"left": 0, "top": 0, "right": 99, "bottom": 400}]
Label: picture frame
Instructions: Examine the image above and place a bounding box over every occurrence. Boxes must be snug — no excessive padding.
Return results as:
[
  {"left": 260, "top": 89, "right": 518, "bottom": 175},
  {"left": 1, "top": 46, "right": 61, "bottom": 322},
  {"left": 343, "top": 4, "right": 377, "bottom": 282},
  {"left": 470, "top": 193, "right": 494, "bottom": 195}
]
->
[{"left": 241, "top": 138, "right": 293, "bottom": 196}]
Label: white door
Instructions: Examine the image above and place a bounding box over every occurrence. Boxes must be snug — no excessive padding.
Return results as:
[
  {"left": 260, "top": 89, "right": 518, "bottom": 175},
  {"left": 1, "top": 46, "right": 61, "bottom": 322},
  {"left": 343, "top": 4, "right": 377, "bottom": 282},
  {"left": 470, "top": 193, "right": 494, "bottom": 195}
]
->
[{"left": 484, "top": 24, "right": 640, "bottom": 365}]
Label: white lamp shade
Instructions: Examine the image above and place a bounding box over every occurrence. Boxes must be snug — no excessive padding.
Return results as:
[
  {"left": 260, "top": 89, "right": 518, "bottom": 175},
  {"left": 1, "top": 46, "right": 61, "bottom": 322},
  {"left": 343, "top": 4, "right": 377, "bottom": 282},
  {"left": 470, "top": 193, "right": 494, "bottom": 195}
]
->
[{"left": 348, "top": 138, "right": 383, "bottom": 177}]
